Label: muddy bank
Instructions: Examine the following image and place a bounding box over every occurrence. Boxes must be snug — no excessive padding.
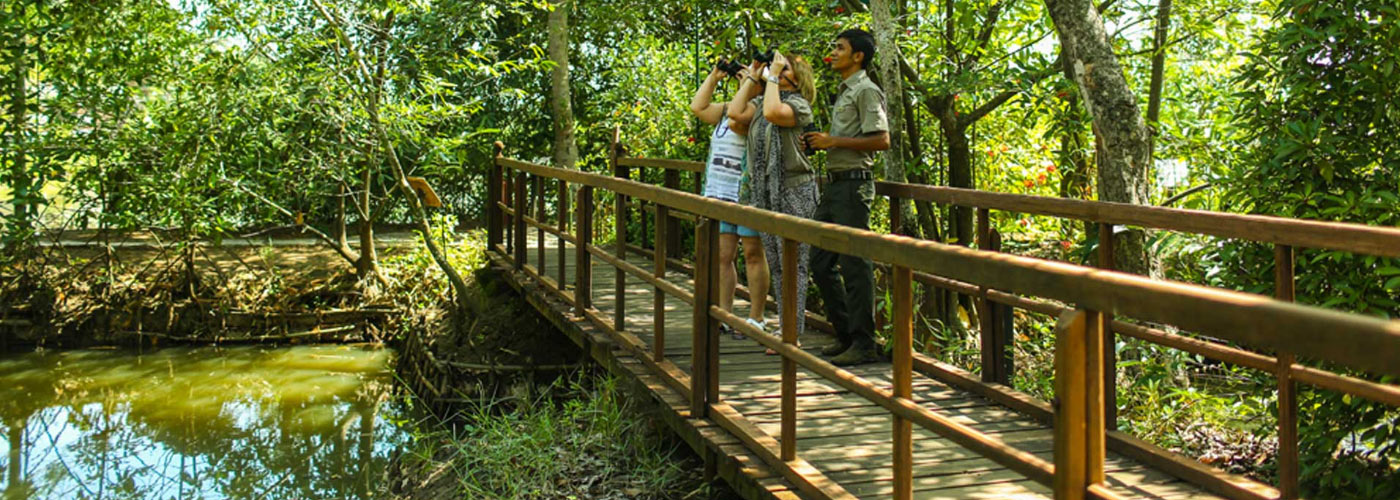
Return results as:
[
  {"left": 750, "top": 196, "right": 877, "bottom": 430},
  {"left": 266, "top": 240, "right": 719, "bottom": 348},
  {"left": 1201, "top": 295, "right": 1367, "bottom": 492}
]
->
[{"left": 0, "top": 235, "right": 405, "bottom": 348}]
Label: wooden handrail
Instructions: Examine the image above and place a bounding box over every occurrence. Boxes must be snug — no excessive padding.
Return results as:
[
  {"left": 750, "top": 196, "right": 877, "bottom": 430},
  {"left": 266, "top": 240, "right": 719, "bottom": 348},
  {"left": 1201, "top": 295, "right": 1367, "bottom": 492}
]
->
[
  {"left": 497, "top": 157, "right": 1400, "bottom": 378},
  {"left": 877, "top": 181, "right": 1400, "bottom": 258}
]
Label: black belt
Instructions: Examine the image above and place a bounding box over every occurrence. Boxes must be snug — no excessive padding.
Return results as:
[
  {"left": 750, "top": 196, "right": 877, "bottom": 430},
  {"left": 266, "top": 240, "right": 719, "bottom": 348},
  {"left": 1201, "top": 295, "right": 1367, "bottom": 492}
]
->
[{"left": 826, "top": 170, "right": 873, "bottom": 182}]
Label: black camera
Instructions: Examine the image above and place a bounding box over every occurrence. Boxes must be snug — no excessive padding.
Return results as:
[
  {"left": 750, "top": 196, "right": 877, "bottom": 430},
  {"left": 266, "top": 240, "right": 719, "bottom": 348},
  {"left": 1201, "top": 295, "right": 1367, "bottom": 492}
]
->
[
  {"left": 715, "top": 59, "right": 744, "bottom": 78},
  {"left": 802, "top": 122, "right": 820, "bottom": 156},
  {"left": 753, "top": 49, "right": 776, "bottom": 65}
]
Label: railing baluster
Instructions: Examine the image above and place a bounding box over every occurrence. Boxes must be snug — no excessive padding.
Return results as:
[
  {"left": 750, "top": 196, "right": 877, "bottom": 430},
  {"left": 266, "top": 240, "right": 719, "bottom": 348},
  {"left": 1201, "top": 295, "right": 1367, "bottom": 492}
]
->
[
  {"left": 990, "top": 230, "right": 1014, "bottom": 384},
  {"left": 488, "top": 143, "right": 504, "bottom": 250},
  {"left": 976, "top": 208, "right": 1002, "bottom": 383},
  {"left": 558, "top": 179, "right": 568, "bottom": 289},
  {"left": 513, "top": 171, "right": 527, "bottom": 270},
  {"left": 1054, "top": 309, "right": 1108, "bottom": 500},
  {"left": 704, "top": 221, "right": 721, "bottom": 413},
  {"left": 654, "top": 203, "right": 668, "bottom": 362},
  {"left": 1275, "top": 244, "right": 1299, "bottom": 499},
  {"left": 504, "top": 167, "right": 514, "bottom": 255},
  {"left": 535, "top": 175, "right": 545, "bottom": 275},
  {"left": 1097, "top": 222, "right": 1118, "bottom": 429},
  {"left": 612, "top": 130, "right": 627, "bottom": 332},
  {"left": 575, "top": 186, "right": 594, "bottom": 315},
  {"left": 691, "top": 218, "right": 716, "bottom": 416},
  {"left": 781, "top": 239, "right": 799, "bottom": 461},
  {"left": 893, "top": 264, "right": 914, "bottom": 500}
]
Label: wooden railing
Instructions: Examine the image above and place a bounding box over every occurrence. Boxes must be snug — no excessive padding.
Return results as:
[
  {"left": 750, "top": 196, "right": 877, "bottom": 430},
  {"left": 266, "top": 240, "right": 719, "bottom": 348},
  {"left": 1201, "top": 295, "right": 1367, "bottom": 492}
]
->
[{"left": 486, "top": 144, "right": 1400, "bottom": 500}]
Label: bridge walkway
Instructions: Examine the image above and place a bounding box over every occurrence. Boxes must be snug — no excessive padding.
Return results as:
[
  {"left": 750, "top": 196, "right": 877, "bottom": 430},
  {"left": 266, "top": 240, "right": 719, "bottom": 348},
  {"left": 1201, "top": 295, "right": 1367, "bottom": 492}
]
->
[{"left": 498, "top": 232, "right": 1214, "bottom": 499}]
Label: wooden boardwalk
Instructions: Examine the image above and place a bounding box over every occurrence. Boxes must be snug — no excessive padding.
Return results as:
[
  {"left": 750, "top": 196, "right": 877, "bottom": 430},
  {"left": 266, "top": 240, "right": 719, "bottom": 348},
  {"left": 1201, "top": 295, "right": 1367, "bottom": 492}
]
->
[{"left": 498, "top": 233, "right": 1220, "bottom": 499}]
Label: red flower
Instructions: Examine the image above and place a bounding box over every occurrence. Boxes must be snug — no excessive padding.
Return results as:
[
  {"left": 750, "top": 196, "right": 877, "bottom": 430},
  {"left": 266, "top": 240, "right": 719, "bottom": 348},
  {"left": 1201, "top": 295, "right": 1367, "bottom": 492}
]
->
[
  {"left": 1037, "top": 173, "right": 1048, "bottom": 184},
  {"left": 952, "top": 94, "right": 959, "bottom": 100},
  {"left": 1018, "top": 218, "right": 1030, "bottom": 227},
  {"left": 1023, "top": 179, "right": 1034, "bottom": 188},
  {"left": 1061, "top": 240, "right": 1072, "bottom": 250},
  {"left": 1046, "top": 164, "right": 1057, "bottom": 173},
  {"left": 687, "top": 137, "right": 696, "bottom": 143},
  {"left": 1056, "top": 91, "right": 1069, "bottom": 99},
  {"left": 835, "top": 6, "right": 846, "bottom": 13},
  {"left": 823, "top": 56, "right": 833, "bottom": 64}
]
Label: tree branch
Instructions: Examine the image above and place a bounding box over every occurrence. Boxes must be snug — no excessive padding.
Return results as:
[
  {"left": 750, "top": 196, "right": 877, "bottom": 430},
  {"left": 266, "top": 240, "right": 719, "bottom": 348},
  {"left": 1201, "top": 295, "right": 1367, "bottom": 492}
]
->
[
  {"left": 964, "top": 1, "right": 1008, "bottom": 69},
  {"left": 957, "top": 62, "right": 1060, "bottom": 127}
]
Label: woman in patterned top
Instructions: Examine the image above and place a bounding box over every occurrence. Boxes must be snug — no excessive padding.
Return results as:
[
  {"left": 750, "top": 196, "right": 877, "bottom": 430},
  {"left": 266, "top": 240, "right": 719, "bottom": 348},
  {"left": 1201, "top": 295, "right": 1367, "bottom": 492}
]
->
[{"left": 727, "top": 51, "right": 819, "bottom": 354}]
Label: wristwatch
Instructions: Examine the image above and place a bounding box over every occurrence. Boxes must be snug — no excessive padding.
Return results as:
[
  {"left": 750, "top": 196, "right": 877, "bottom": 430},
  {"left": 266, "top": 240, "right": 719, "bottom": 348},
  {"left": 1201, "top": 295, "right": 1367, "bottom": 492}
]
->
[{"left": 766, "top": 75, "right": 781, "bottom": 84}]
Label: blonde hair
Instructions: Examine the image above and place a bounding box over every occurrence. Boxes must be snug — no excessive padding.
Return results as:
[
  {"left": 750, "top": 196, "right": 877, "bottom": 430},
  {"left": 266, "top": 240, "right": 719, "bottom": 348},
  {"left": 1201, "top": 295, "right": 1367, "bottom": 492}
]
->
[{"left": 788, "top": 54, "right": 817, "bottom": 104}]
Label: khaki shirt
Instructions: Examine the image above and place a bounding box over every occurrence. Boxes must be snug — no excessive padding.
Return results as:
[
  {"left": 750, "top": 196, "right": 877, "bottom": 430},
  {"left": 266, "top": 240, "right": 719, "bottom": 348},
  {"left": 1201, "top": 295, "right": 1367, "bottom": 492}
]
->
[{"left": 827, "top": 70, "right": 889, "bottom": 172}]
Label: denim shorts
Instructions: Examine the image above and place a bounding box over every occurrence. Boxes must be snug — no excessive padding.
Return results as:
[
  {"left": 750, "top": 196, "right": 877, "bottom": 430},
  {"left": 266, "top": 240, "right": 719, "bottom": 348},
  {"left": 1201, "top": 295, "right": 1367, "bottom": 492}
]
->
[{"left": 718, "top": 220, "right": 759, "bottom": 237}]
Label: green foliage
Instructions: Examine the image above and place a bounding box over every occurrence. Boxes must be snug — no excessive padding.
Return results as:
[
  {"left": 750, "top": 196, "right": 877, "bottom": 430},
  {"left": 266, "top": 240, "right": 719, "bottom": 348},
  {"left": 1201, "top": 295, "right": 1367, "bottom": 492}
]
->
[
  {"left": 396, "top": 373, "right": 704, "bottom": 499},
  {"left": 1220, "top": 1, "right": 1400, "bottom": 494}
]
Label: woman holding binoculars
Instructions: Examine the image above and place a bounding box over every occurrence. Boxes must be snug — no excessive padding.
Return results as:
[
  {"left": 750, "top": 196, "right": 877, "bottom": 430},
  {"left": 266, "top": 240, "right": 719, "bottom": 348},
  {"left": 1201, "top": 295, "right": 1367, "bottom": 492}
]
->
[
  {"left": 689, "top": 57, "right": 771, "bottom": 337},
  {"left": 727, "top": 50, "right": 819, "bottom": 354}
]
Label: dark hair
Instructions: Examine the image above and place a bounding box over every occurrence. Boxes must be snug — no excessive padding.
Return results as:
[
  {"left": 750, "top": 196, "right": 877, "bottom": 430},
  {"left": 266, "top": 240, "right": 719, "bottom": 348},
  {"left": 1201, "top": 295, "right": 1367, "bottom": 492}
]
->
[{"left": 837, "top": 28, "right": 876, "bottom": 69}]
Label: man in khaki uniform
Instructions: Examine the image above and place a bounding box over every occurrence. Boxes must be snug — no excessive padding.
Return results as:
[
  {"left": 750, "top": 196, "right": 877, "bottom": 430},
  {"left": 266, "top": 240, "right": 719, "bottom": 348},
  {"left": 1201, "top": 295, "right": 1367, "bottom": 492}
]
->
[{"left": 804, "top": 29, "right": 890, "bottom": 366}]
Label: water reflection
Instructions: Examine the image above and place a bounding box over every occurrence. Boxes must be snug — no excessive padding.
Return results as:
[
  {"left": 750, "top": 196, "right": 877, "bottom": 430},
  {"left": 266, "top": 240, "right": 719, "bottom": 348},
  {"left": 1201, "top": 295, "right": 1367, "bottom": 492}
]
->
[{"left": 0, "top": 344, "right": 404, "bottom": 499}]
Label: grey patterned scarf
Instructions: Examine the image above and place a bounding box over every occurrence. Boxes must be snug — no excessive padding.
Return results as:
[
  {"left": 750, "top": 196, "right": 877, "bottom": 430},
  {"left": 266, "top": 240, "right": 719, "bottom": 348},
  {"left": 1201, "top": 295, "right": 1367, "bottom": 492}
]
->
[{"left": 748, "top": 91, "right": 801, "bottom": 211}]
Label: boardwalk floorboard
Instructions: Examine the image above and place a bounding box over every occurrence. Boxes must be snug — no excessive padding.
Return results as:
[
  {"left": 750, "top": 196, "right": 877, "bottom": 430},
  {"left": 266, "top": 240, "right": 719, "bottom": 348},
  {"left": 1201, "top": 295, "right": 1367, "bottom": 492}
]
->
[{"left": 503, "top": 234, "right": 1228, "bottom": 499}]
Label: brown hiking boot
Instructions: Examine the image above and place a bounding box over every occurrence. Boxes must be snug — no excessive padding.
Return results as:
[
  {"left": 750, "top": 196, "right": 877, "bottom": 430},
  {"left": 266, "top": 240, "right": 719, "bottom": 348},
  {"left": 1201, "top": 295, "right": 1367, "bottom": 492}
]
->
[
  {"left": 821, "top": 341, "right": 850, "bottom": 356},
  {"left": 830, "top": 345, "right": 881, "bottom": 366}
]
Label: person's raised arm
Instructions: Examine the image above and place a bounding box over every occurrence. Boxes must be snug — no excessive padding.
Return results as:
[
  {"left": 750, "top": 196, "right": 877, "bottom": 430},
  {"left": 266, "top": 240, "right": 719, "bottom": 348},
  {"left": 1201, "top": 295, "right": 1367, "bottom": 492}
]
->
[
  {"left": 760, "top": 52, "right": 798, "bottom": 128},
  {"left": 726, "top": 61, "right": 765, "bottom": 134},
  {"left": 690, "top": 65, "right": 728, "bottom": 125}
]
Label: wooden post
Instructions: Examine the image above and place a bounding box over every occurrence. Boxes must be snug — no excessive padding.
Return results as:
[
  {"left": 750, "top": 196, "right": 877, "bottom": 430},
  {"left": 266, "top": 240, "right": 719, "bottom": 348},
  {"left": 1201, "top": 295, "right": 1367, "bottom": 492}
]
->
[
  {"left": 504, "top": 166, "right": 514, "bottom": 254},
  {"left": 663, "top": 169, "right": 682, "bottom": 259},
  {"left": 1275, "top": 244, "right": 1299, "bottom": 499},
  {"left": 513, "top": 171, "right": 527, "bottom": 270},
  {"left": 653, "top": 202, "right": 669, "bottom": 362},
  {"left": 1054, "top": 309, "right": 1108, "bottom": 499},
  {"left": 704, "top": 222, "right": 721, "bottom": 413},
  {"left": 976, "top": 208, "right": 999, "bottom": 383},
  {"left": 558, "top": 179, "right": 568, "bottom": 289},
  {"left": 575, "top": 186, "right": 594, "bottom": 315},
  {"left": 691, "top": 219, "right": 716, "bottom": 416},
  {"left": 781, "top": 239, "right": 799, "bottom": 461},
  {"left": 1085, "top": 309, "right": 1107, "bottom": 485},
  {"left": 1096, "top": 222, "right": 1118, "bottom": 429},
  {"left": 487, "top": 143, "right": 504, "bottom": 250},
  {"left": 535, "top": 175, "right": 545, "bottom": 275},
  {"left": 892, "top": 265, "right": 914, "bottom": 500},
  {"left": 990, "top": 230, "right": 1013, "bottom": 384},
  {"left": 611, "top": 127, "right": 627, "bottom": 332}
]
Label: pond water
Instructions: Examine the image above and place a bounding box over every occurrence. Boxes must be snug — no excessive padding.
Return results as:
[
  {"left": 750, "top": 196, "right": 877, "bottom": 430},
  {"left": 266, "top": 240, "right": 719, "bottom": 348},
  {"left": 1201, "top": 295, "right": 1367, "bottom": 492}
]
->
[{"left": 0, "top": 344, "right": 406, "bottom": 499}]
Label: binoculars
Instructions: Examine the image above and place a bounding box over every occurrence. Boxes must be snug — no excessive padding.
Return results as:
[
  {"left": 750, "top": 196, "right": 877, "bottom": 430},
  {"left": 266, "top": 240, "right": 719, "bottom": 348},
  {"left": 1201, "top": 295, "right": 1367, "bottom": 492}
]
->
[
  {"left": 716, "top": 59, "right": 745, "bottom": 77},
  {"left": 753, "top": 49, "right": 776, "bottom": 65}
]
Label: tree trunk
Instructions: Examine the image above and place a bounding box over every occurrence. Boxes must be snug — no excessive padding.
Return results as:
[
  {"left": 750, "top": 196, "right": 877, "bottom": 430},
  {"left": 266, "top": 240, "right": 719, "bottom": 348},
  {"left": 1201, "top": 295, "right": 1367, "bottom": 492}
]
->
[
  {"left": 546, "top": 1, "right": 578, "bottom": 170},
  {"left": 1146, "top": 0, "right": 1173, "bottom": 159},
  {"left": 7, "top": 18, "right": 31, "bottom": 239},
  {"left": 357, "top": 159, "right": 378, "bottom": 280},
  {"left": 870, "top": 0, "right": 918, "bottom": 236},
  {"left": 944, "top": 122, "right": 974, "bottom": 247},
  {"left": 1046, "top": 0, "right": 1154, "bottom": 275}
]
